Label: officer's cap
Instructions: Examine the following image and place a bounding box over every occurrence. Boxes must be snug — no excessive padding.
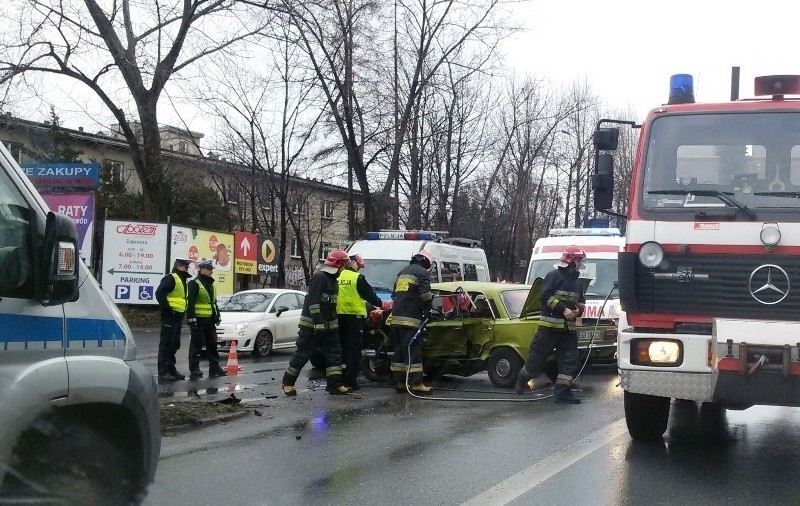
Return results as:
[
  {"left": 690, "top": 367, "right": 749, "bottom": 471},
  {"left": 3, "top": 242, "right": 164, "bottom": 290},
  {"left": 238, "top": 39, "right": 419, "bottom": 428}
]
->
[
  {"left": 174, "top": 257, "right": 192, "bottom": 267},
  {"left": 197, "top": 259, "right": 214, "bottom": 270}
]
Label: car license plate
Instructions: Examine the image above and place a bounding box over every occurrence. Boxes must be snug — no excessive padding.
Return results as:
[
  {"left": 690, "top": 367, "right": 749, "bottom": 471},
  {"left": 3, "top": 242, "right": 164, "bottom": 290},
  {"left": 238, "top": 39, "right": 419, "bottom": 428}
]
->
[{"left": 578, "top": 329, "right": 603, "bottom": 341}]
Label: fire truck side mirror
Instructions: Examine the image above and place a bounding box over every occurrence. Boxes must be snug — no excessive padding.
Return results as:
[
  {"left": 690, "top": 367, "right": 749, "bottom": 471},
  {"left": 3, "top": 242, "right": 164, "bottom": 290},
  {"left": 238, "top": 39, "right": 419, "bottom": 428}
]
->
[
  {"left": 593, "top": 153, "right": 614, "bottom": 210},
  {"left": 593, "top": 128, "right": 619, "bottom": 151}
]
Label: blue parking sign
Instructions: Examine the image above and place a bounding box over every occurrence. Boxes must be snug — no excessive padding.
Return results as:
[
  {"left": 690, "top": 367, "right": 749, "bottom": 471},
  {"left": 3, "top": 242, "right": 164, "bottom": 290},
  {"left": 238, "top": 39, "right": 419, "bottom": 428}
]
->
[
  {"left": 139, "top": 286, "right": 154, "bottom": 301},
  {"left": 116, "top": 285, "right": 131, "bottom": 299}
]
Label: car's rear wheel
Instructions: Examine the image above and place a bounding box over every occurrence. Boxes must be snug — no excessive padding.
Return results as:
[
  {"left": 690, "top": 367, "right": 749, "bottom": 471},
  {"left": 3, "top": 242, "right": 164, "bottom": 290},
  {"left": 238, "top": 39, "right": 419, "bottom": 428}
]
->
[
  {"left": 487, "top": 347, "right": 523, "bottom": 388},
  {"left": 624, "top": 390, "right": 670, "bottom": 442},
  {"left": 252, "top": 330, "right": 274, "bottom": 357},
  {"left": 360, "top": 355, "right": 390, "bottom": 382}
]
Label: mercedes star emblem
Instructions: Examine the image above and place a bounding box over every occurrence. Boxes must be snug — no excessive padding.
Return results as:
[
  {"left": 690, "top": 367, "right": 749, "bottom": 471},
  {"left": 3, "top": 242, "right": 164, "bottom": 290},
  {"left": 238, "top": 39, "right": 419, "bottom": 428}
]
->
[{"left": 748, "top": 264, "right": 790, "bottom": 305}]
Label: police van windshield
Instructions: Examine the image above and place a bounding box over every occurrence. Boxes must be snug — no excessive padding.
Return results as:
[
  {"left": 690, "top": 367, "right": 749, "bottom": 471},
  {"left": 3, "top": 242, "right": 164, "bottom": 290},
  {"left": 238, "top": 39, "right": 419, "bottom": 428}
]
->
[
  {"left": 359, "top": 259, "right": 410, "bottom": 292},
  {"left": 526, "top": 259, "right": 618, "bottom": 300},
  {"left": 642, "top": 112, "right": 800, "bottom": 215}
]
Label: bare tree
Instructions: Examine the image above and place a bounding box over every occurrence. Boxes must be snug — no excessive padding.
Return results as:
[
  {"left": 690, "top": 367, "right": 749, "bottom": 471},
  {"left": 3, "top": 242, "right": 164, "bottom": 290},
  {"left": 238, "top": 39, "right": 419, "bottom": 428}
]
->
[{"left": 0, "top": 0, "right": 269, "bottom": 219}]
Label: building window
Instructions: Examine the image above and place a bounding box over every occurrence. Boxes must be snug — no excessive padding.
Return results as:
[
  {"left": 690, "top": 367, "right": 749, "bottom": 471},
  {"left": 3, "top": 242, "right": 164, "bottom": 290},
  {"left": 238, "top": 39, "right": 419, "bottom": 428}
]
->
[
  {"left": 291, "top": 238, "right": 302, "bottom": 258},
  {"left": 319, "top": 242, "right": 333, "bottom": 260},
  {"left": 292, "top": 199, "right": 306, "bottom": 215},
  {"left": 105, "top": 160, "right": 124, "bottom": 183},
  {"left": 321, "top": 200, "right": 333, "bottom": 219},
  {"left": 226, "top": 182, "right": 239, "bottom": 205},
  {"left": 2, "top": 141, "right": 22, "bottom": 162},
  {"left": 178, "top": 141, "right": 188, "bottom": 153}
]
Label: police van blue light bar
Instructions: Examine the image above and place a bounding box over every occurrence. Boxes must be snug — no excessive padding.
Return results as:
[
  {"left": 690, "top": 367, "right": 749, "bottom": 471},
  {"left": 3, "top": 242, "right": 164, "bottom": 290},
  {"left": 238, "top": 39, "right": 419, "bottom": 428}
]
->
[
  {"left": 549, "top": 228, "right": 621, "bottom": 237},
  {"left": 365, "top": 231, "right": 439, "bottom": 240},
  {"left": 668, "top": 74, "right": 695, "bottom": 104}
]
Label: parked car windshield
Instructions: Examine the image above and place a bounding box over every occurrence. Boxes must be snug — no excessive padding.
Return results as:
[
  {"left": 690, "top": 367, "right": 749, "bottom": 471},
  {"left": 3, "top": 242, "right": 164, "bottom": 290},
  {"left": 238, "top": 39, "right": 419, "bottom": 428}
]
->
[
  {"left": 359, "top": 259, "right": 409, "bottom": 292},
  {"left": 500, "top": 288, "right": 531, "bottom": 318},
  {"left": 220, "top": 292, "right": 275, "bottom": 312}
]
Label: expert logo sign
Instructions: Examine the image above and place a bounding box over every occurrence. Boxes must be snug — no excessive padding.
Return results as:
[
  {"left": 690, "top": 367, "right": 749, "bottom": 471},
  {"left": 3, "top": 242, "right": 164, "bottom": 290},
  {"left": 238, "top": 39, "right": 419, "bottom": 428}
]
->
[{"left": 258, "top": 236, "right": 279, "bottom": 277}]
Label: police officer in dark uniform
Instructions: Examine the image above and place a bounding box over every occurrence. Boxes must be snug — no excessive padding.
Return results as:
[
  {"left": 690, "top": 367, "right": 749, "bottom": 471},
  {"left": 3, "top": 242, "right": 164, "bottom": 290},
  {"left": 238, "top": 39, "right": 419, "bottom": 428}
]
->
[
  {"left": 187, "top": 259, "right": 227, "bottom": 379},
  {"left": 390, "top": 250, "right": 434, "bottom": 394},
  {"left": 155, "top": 257, "right": 192, "bottom": 381},
  {"left": 514, "top": 245, "right": 587, "bottom": 404},
  {"left": 282, "top": 249, "right": 352, "bottom": 396}
]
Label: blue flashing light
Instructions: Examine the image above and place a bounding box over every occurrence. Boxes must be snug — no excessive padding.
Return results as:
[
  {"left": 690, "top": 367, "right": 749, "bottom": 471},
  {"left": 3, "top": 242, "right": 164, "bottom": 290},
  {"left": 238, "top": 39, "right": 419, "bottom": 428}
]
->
[
  {"left": 669, "top": 74, "right": 695, "bottom": 104},
  {"left": 365, "top": 231, "right": 439, "bottom": 241}
]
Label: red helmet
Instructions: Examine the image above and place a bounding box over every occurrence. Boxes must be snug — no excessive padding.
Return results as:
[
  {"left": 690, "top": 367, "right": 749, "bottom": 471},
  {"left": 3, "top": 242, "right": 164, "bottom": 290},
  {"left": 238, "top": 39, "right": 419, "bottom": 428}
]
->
[
  {"left": 324, "top": 249, "right": 349, "bottom": 268},
  {"left": 559, "top": 245, "right": 587, "bottom": 264},
  {"left": 412, "top": 250, "right": 433, "bottom": 269},
  {"left": 349, "top": 252, "right": 365, "bottom": 269}
]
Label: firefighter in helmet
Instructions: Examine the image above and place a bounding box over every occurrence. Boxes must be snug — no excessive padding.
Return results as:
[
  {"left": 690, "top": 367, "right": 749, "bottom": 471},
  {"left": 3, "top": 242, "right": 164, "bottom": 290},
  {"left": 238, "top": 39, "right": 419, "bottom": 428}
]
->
[
  {"left": 514, "top": 245, "right": 586, "bottom": 404},
  {"left": 390, "top": 250, "right": 434, "bottom": 394},
  {"left": 282, "top": 249, "right": 352, "bottom": 396}
]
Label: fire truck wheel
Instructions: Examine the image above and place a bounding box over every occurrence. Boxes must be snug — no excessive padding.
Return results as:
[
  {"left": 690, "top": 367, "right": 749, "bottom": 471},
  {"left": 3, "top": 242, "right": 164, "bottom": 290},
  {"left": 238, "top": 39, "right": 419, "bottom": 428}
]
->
[{"left": 624, "top": 390, "right": 670, "bottom": 442}]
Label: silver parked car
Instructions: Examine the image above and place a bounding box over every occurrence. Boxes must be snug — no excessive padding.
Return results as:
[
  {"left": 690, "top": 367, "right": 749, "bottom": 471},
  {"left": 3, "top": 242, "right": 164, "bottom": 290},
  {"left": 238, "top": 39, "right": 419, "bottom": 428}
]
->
[{"left": 216, "top": 289, "right": 305, "bottom": 356}]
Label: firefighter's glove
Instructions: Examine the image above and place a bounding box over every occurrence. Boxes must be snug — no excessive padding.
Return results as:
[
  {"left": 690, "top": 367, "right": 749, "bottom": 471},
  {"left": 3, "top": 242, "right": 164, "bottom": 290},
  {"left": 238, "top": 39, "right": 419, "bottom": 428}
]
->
[{"left": 188, "top": 317, "right": 198, "bottom": 328}]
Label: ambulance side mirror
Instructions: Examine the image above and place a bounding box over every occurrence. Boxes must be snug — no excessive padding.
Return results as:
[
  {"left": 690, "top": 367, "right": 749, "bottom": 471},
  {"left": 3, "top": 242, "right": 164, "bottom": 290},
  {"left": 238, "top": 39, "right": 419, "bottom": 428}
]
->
[{"left": 40, "top": 212, "right": 79, "bottom": 306}]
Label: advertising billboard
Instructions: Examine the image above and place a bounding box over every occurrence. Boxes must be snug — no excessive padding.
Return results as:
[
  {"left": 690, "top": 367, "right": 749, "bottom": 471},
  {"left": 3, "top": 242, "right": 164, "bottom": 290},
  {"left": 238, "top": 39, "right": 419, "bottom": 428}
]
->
[
  {"left": 41, "top": 192, "right": 94, "bottom": 264},
  {"left": 170, "top": 225, "right": 234, "bottom": 297}
]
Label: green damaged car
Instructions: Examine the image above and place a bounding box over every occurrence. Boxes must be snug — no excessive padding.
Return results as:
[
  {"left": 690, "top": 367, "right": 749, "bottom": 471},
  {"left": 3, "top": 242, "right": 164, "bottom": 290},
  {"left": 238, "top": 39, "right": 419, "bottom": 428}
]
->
[{"left": 362, "top": 280, "right": 618, "bottom": 388}]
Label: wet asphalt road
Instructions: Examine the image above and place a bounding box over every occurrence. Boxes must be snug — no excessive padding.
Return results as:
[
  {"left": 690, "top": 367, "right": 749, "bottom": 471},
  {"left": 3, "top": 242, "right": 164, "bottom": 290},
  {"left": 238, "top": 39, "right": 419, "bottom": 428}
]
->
[{"left": 133, "top": 329, "right": 800, "bottom": 505}]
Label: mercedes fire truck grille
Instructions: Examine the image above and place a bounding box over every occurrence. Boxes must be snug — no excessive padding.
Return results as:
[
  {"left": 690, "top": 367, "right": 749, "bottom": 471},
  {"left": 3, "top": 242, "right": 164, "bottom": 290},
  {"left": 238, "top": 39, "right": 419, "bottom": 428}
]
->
[{"left": 635, "top": 253, "right": 800, "bottom": 320}]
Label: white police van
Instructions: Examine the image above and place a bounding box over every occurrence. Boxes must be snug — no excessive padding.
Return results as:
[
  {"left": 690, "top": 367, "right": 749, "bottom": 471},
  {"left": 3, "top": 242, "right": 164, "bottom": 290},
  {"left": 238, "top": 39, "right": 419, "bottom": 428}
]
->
[
  {"left": 348, "top": 231, "right": 490, "bottom": 301},
  {"left": 0, "top": 141, "right": 159, "bottom": 503}
]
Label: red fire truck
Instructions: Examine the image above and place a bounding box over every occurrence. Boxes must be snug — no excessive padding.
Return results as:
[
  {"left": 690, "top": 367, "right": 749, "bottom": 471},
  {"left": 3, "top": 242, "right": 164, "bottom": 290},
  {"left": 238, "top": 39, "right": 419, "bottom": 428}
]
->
[{"left": 593, "top": 72, "right": 800, "bottom": 441}]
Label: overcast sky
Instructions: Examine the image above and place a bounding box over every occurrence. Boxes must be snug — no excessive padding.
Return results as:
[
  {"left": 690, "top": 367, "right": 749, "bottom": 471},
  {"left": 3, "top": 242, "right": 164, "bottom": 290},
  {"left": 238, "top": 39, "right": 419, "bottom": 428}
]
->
[{"left": 506, "top": 0, "right": 800, "bottom": 120}]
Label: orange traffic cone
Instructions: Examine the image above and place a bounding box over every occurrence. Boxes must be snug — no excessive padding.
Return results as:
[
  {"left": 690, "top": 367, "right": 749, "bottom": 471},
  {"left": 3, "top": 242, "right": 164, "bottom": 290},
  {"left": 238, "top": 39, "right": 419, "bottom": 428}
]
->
[{"left": 225, "top": 340, "right": 242, "bottom": 375}]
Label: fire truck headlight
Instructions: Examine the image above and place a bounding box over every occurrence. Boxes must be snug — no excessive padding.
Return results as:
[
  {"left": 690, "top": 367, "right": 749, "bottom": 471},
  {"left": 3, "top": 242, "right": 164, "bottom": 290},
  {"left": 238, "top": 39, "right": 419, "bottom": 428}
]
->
[
  {"left": 633, "top": 339, "right": 682, "bottom": 366},
  {"left": 760, "top": 224, "right": 781, "bottom": 249},
  {"left": 638, "top": 241, "right": 664, "bottom": 268}
]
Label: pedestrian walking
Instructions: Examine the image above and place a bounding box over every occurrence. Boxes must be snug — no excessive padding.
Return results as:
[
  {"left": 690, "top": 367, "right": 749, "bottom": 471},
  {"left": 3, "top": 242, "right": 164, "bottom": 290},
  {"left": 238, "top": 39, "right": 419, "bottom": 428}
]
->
[
  {"left": 187, "top": 259, "right": 227, "bottom": 379},
  {"left": 390, "top": 251, "right": 435, "bottom": 394},
  {"left": 282, "top": 249, "right": 352, "bottom": 396},
  {"left": 514, "top": 245, "right": 587, "bottom": 404},
  {"left": 155, "top": 257, "right": 192, "bottom": 381},
  {"left": 336, "top": 253, "right": 387, "bottom": 390}
]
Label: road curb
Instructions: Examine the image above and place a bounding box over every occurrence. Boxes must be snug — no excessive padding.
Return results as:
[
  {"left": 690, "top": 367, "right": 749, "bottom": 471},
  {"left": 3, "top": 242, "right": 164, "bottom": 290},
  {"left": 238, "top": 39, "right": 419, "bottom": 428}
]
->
[{"left": 161, "top": 406, "right": 250, "bottom": 436}]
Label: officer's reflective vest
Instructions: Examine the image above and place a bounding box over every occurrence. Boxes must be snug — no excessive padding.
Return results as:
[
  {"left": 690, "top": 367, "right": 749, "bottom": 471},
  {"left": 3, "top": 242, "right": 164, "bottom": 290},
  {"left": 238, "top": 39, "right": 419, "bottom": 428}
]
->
[
  {"left": 166, "top": 273, "right": 187, "bottom": 312},
  {"left": 336, "top": 269, "right": 366, "bottom": 316},
  {"left": 194, "top": 280, "right": 215, "bottom": 317}
]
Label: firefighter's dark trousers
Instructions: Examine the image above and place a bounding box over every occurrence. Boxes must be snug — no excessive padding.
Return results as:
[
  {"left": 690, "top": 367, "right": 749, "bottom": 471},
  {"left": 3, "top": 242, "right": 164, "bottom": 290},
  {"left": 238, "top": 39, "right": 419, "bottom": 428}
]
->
[
  {"left": 390, "top": 326, "right": 424, "bottom": 384},
  {"left": 283, "top": 328, "right": 344, "bottom": 390},
  {"left": 520, "top": 326, "right": 579, "bottom": 388}
]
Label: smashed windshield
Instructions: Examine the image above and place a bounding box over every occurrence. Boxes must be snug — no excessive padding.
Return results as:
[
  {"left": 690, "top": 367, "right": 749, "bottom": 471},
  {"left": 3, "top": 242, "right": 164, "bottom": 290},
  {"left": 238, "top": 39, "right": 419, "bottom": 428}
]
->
[
  {"left": 219, "top": 292, "right": 274, "bottom": 312},
  {"left": 501, "top": 289, "right": 531, "bottom": 318},
  {"left": 642, "top": 112, "right": 800, "bottom": 214}
]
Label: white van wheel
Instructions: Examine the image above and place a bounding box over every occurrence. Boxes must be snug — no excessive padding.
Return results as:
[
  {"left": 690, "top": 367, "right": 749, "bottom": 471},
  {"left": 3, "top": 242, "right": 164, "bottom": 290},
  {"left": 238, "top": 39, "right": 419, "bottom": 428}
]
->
[{"left": 1, "top": 416, "right": 140, "bottom": 503}]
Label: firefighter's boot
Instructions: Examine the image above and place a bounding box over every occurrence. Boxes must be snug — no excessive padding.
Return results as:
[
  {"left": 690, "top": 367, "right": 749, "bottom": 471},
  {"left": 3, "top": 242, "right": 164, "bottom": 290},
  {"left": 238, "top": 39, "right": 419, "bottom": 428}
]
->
[
  {"left": 329, "top": 385, "right": 352, "bottom": 395},
  {"left": 395, "top": 382, "right": 407, "bottom": 393},
  {"left": 554, "top": 383, "right": 580, "bottom": 404},
  {"left": 282, "top": 384, "right": 297, "bottom": 397},
  {"left": 514, "top": 368, "right": 531, "bottom": 395},
  {"left": 410, "top": 382, "right": 433, "bottom": 395}
]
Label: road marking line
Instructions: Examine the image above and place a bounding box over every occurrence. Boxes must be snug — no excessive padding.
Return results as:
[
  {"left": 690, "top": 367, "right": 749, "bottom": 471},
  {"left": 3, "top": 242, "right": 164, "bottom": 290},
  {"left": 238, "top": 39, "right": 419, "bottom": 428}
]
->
[{"left": 460, "top": 417, "right": 628, "bottom": 506}]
